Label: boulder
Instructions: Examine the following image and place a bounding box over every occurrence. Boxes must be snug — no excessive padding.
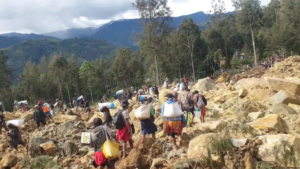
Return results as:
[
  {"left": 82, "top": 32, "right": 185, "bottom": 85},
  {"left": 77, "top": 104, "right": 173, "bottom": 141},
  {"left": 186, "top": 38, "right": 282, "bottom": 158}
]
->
[
  {"left": 55, "top": 115, "right": 79, "bottom": 123},
  {"left": 187, "top": 133, "right": 218, "bottom": 160},
  {"left": 86, "top": 112, "right": 104, "bottom": 127},
  {"left": 194, "top": 77, "right": 216, "bottom": 91},
  {"left": 3, "top": 112, "right": 16, "bottom": 121},
  {"left": 267, "top": 103, "right": 297, "bottom": 117},
  {"left": 235, "top": 78, "right": 267, "bottom": 90},
  {"left": 238, "top": 89, "right": 248, "bottom": 97},
  {"left": 214, "top": 91, "right": 239, "bottom": 103},
  {"left": 81, "top": 113, "right": 92, "bottom": 121},
  {"left": 250, "top": 114, "right": 285, "bottom": 133},
  {"left": 158, "top": 89, "right": 175, "bottom": 106},
  {"left": 18, "top": 112, "right": 34, "bottom": 123},
  {"left": 269, "top": 90, "right": 300, "bottom": 105},
  {"left": 39, "top": 141, "right": 57, "bottom": 155},
  {"left": 63, "top": 141, "right": 79, "bottom": 156},
  {"left": 0, "top": 153, "right": 17, "bottom": 168},
  {"left": 29, "top": 137, "right": 52, "bottom": 157},
  {"left": 247, "top": 89, "right": 274, "bottom": 101},
  {"left": 65, "top": 109, "right": 74, "bottom": 115},
  {"left": 195, "top": 120, "right": 227, "bottom": 132},
  {"left": 266, "top": 77, "right": 300, "bottom": 96},
  {"left": 288, "top": 103, "right": 300, "bottom": 113},
  {"left": 247, "top": 112, "right": 264, "bottom": 121},
  {"left": 257, "top": 134, "right": 300, "bottom": 162}
]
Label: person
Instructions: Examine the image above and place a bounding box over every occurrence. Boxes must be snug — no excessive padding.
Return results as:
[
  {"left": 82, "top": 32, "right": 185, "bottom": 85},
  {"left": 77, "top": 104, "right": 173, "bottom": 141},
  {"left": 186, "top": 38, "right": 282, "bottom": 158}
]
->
[
  {"left": 164, "top": 77, "right": 169, "bottom": 88},
  {"left": 14, "top": 100, "right": 19, "bottom": 111},
  {"left": 116, "top": 100, "right": 133, "bottom": 158},
  {"left": 0, "top": 103, "right": 8, "bottom": 134},
  {"left": 184, "top": 76, "right": 188, "bottom": 88},
  {"left": 161, "top": 94, "right": 185, "bottom": 150},
  {"left": 7, "top": 123, "right": 26, "bottom": 150},
  {"left": 85, "top": 99, "right": 91, "bottom": 113},
  {"left": 139, "top": 97, "right": 157, "bottom": 143},
  {"left": 33, "top": 105, "right": 47, "bottom": 131},
  {"left": 187, "top": 89, "right": 195, "bottom": 125},
  {"left": 49, "top": 101, "right": 55, "bottom": 116},
  {"left": 77, "top": 96, "right": 84, "bottom": 109},
  {"left": 100, "top": 107, "right": 113, "bottom": 127},
  {"left": 54, "top": 99, "right": 62, "bottom": 111},
  {"left": 178, "top": 86, "right": 193, "bottom": 114},
  {"left": 193, "top": 90, "right": 207, "bottom": 123},
  {"left": 20, "top": 103, "right": 27, "bottom": 113},
  {"left": 154, "top": 85, "right": 159, "bottom": 100},
  {"left": 72, "top": 98, "right": 77, "bottom": 108},
  {"left": 173, "top": 92, "right": 178, "bottom": 102},
  {"left": 91, "top": 118, "right": 118, "bottom": 169},
  {"left": 127, "top": 90, "right": 132, "bottom": 100},
  {"left": 43, "top": 103, "right": 54, "bottom": 122}
]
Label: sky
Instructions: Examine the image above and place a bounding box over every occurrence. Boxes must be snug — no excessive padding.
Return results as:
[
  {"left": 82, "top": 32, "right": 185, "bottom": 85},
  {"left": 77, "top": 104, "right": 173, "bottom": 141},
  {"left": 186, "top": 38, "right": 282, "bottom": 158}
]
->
[{"left": 0, "top": 0, "right": 271, "bottom": 34}]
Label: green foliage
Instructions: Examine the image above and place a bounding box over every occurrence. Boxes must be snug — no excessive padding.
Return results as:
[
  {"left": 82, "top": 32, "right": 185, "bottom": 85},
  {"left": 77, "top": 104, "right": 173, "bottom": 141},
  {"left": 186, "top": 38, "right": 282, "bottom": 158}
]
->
[
  {"left": 209, "top": 137, "right": 234, "bottom": 155},
  {"left": 230, "top": 55, "right": 254, "bottom": 69},
  {"left": 273, "top": 140, "right": 299, "bottom": 167},
  {"left": 30, "top": 156, "right": 61, "bottom": 169}
]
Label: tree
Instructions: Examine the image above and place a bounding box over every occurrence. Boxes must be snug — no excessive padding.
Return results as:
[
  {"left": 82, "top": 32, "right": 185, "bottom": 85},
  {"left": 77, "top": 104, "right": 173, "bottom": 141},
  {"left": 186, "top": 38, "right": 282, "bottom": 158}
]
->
[
  {"left": 79, "top": 61, "right": 96, "bottom": 103},
  {"left": 133, "top": 0, "right": 172, "bottom": 85},
  {"left": 177, "top": 17, "right": 201, "bottom": 81},
  {"left": 233, "top": 0, "right": 263, "bottom": 65}
]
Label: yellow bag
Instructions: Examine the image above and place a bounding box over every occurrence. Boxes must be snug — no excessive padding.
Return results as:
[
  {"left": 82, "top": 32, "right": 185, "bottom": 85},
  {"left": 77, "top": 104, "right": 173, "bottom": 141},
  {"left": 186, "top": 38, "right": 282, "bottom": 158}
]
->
[{"left": 101, "top": 139, "right": 119, "bottom": 160}]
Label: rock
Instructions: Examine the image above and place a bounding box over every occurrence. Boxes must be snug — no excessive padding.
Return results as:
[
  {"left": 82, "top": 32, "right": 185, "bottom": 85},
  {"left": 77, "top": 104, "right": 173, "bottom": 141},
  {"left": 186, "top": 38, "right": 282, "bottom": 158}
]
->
[
  {"left": 0, "top": 153, "right": 17, "bottom": 168},
  {"left": 214, "top": 91, "right": 239, "bottom": 103},
  {"left": 150, "top": 158, "right": 167, "bottom": 168},
  {"left": 247, "top": 112, "right": 264, "bottom": 121},
  {"left": 0, "top": 143, "right": 8, "bottom": 151},
  {"left": 239, "top": 89, "right": 248, "bottom": 97},
  {"left": 39, "top": 141, "right": 57, "bottom": 155},
  {"left": 250, "top": 114, "right": 285, "bottom": 133},
  {"left": 19, "top": 112, "right": 34, "bottom": 123},
  {"left": 196, "top": 120, "right": 227, "bottom": 132},
  {"left": 63, "top": 141, "right": 79, "bottom": 156},
  {"left": 269, "top": 90, "right": 300, "bottom": 105},
  {"left": 266, "top": 77, "right": 300, "bottom": 96},
  {"left": 158, "top": 88, "right": 176, "bottom": 106},
  {"left": 81, "top": 113, "right": 92, "bottom": 121},
  {"left": 288, "top": 103, "right": 300, "bottom": 113},
  {"left": 187, "top": 133, "right": 218, "bottom": 160},
  {"left": 247, "top": 89, "right": 274, "bottom": 101},
  {"left": 80, "top": 151, "right": 94, "bottom": 165},
  {"left": 194, "top": 77, "right": 216, "bottom": 91},
  {"left": 257, "top": 134, "right": 300, "bottom": 162},
  {"left": 29, "top": 137, "right": 52, "bottom": 157},
  {"left": 154, "top": 116, "right": 164, "bottom": 129},
  {"left": 3, "top": 112, "right": 16, "bottom": 121},
  {"left": 267, "top": 103, "right": 297, "bottom": 116},
  {"left": 231, "top": 138, "right": 248, "bottom": 147},
  {"left": 243, "top": 152, "right": 257, "bottom": 169},
  {"left": 65, "top": 109, "right": 74, "bottom": 115},
  {"left": 86, "top": 112, "right": 104, "bottom": 127},
  {"left": 55, "top": 115, "right": 79, "bottom": 123},
  {"left": 235, "top": 78, "right": 267, "bottom": 90}
]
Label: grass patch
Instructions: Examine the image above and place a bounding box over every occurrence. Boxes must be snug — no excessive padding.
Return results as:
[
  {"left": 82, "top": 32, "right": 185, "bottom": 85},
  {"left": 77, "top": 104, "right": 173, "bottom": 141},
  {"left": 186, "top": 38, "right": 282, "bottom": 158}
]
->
[
  {"left": 30, "top": 156, "right": 61, "bottom": 169},
  {"left": 273, "top": 140, "right": 299, "bottom": 168}
]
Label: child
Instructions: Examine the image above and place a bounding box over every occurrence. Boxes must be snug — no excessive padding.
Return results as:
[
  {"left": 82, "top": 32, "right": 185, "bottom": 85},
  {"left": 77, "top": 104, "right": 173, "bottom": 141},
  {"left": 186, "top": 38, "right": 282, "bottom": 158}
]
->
[{"left": 7, "top": 123, "right": 26, "bottom": 150}]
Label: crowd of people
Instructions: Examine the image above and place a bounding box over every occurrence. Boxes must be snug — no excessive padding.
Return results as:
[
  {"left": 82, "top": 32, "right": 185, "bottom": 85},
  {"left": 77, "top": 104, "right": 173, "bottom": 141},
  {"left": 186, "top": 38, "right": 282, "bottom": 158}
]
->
[{"left": 0, "top": 76, "right": 207, "bottom": 169}]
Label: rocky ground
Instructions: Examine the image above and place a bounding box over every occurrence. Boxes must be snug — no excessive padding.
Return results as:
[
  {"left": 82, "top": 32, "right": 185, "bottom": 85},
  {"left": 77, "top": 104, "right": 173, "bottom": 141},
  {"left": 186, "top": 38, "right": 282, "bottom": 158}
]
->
[{"left": 2, "top": 56, "right": 300, "bottom": 169}]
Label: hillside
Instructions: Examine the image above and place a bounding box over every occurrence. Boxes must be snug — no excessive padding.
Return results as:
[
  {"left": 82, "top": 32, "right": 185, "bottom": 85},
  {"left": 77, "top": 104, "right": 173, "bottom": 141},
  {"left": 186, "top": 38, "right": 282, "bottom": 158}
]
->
[
  {"left": 0, "top": 32, "right": 58, "bottom": 40},
  {"left": 3, "top": 38, "right": 117, "bottom": 77},
  {"left": 0, "top": 36, "right": 25, "bottom": 49},
  {"left": 44, "top": 11, "right": 209, "bottom": 47}
]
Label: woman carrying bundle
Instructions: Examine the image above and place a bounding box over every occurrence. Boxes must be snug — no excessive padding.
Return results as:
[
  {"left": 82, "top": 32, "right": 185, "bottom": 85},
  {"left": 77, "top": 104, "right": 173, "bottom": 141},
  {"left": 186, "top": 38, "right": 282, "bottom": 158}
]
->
[
  {"left": 138, "top": 97, "right": 157, "bottom": 143},
  {"left": 161, "top": 93, "right": 186, "bottom": 150}
]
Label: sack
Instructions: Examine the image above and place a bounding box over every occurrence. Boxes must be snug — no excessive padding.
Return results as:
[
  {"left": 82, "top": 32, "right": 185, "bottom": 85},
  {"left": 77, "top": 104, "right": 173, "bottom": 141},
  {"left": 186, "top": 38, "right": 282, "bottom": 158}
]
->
[
  {"left": 135, "top": 104, "right": 151, "bottom": 120},
  {"left": 163, "top": 102, "right": 183, "bottom": 118},
  {"left": 163, "top": 119, "right": 170, "bottom": 133},
  {"left": 180, "top": 92, "right": 190, "bottom": 111},
  {"left": 179, "top": 83, "right": 185, "bottom": 91},
  {"left": 197, "top": 95, "right": 205, "bottom": 109},
  {"left": 81, "top": 132, "right": 91, "bottom": 144},
  {"left": 6, "top": 119, "right": 24, "bottom": 127},
  {"left": 113, "top": 110, "right": 125, "bottom": 130},
  {"left": 101, "top": 131, "right": 119, "bottom": 160}
]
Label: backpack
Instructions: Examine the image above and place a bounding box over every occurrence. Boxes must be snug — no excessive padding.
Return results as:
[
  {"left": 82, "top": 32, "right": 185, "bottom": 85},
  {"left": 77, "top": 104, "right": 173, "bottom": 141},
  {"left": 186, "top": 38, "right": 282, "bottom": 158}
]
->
[
  {"left": 113, "top": 110, "right": 126, "bottom": 130},
  {"left": 197, "top": 95, "right": 205, "bottom": 109},
  {"left": 180, "top": 91, "right": 190, "bottom": 111}
]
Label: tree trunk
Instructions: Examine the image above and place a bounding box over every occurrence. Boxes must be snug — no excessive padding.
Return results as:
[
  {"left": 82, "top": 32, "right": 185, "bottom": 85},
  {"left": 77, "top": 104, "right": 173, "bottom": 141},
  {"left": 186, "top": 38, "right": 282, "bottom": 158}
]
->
[
  {"left": 250, "top": 26, "right": 257, "bottom": 65},
  {"left": 59, "top": 81, "right": 63, "bottom": 102},
  {"left": 66, "top": 83, "right": 71, "bottom": 106},
  {"left": 154, "top": 52, "right": 159, "bottom": 86},
  {"left": 191, "top": 52, "right": 196, "bottom": 82},
  {"left": 89, "top": 87, "right": 94, "bottom": 103}
]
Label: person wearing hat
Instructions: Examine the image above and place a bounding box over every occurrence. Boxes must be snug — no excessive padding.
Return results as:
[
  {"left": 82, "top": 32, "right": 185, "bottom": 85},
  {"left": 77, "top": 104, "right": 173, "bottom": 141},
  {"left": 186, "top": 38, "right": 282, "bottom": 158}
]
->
[
  {"left": 161, "top": 93, "right": 185, "bottom": 150},
  {"left": 0, "top": 102, "right": 8, "bottom": 134},
  {"left": 116, "top": 100, "right": 133, "bottom": 158},
  {"left": 33, "top": 105, "right": 47, "bottom": 131},
  {"left": 90, "top": 118, "right": 118, "bottom": 169}
]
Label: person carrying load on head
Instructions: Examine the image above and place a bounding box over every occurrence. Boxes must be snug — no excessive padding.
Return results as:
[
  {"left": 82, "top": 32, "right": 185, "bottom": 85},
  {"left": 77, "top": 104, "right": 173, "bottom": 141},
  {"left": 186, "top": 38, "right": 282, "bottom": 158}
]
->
[
  {"left": 90, "top": 118, "right": 118, "bottom": 169},
  {"left": 7, "top": 123, "right": 26, "bottom": 150},
  {"left": 161, "top": 93, "right": 186, "bottom": 150}
]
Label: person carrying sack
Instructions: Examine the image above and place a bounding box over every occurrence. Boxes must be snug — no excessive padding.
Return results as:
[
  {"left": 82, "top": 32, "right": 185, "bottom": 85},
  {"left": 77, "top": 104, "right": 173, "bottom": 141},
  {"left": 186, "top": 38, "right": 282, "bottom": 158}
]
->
[
  {"left": 91, "top": 118, "right": 118, "bottom": 169},
  {"left": 161, "top": 93, "right": 185, "bottom": 150}
]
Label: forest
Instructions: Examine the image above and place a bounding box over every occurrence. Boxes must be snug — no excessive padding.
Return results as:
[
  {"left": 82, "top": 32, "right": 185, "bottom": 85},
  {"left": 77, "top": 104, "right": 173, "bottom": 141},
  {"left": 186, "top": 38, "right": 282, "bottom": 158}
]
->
[{"left": 0, "top": 0, "right": 299, "bottom": 111}]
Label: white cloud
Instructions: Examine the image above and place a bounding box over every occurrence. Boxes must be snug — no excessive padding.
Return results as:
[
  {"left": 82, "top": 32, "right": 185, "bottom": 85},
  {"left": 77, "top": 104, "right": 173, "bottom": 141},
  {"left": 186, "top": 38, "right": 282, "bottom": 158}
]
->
[{"left": 0, "top": 0, "right": 271, "bottom": 34}]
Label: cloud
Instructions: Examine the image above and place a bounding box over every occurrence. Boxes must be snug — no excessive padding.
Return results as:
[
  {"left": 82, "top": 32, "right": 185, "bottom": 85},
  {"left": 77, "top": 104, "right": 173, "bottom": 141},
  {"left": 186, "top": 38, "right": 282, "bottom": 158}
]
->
[{"left": 0, "top": 0, "right": 271, "bottom": 34}]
